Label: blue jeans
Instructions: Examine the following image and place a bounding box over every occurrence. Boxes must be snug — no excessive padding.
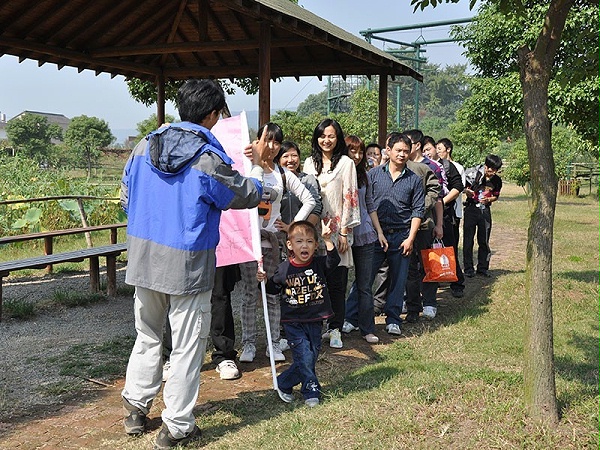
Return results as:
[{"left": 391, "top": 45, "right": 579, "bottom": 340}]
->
[
  {"left": 278, "top": 322, "right": 322, "bottom": 400},
  {"left": 371, "top": 230, "right": 411, "bottom": 326},
  {"left": 345, "top": 242, "right": 376, "bottom": 335},
  {"left": 406, "top": 228, "right": 438, "bottom": 311}
]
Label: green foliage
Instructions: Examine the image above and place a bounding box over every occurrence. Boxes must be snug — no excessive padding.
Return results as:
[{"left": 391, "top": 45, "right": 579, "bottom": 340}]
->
[
  {"left": 336, "top": 87, "right": 396, "bottom": 143},
  {"left": 503, "top": 125, "right": 598, "bottom": 188},
  {"left": 135, "top": 113, "right": 177, "bottom": 141},
  {"left": 52, "top": 289, "right": 106, "bottom": 307},
  {"left": 64, "top": 115, "right": 114, "bottom": 179},
  {"left": 271, "top": 110, "right": 322, "bottom": 158},
  {"left": 452, "top": 2, "right": 599, "bottom": 145},
  {"left": 126, "top": 78, "right": 260, "bottom": 106},
  {"left": 296, "top": 91, "right": 328, "bottom": 117},
  {"left": 0, "top": 155, "right": 123, "bottom": 235},
  {"left": 3, "top": 298, "right": 36, "bottom": 320},
  {"left": 5, "top": 113, "right": 62, "bottom": 162}
]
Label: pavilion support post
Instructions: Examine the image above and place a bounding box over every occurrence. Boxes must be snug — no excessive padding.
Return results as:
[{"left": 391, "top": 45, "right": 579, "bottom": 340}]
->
[
  {"left": 258, "top": 22, "right": 272, "bottom": 128},
  {"left": 157, "top": 73, "right": 166, "bottom": 127},
  {"left": 378, "top": 74, "right": 388, "bottom": 148}
]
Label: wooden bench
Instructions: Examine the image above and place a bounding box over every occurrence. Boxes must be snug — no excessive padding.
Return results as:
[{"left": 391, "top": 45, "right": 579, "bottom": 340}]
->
[{"left": 0, "top": 224, "right": 127, "bottom": 321}]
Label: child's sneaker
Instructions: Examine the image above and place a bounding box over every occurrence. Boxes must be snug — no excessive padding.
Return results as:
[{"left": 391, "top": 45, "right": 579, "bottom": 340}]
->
[
  {"left": 329, "top": 329, "right": 343, "bottom": 348},
  {"left": 239, "top": 343, "right": 256, "bottom": 363},
  {"left": 305, "top": 398, "right": 319, "bottom": 408},
  {"left": 277, "top": 389, "right": 294, "bottom": 403}
]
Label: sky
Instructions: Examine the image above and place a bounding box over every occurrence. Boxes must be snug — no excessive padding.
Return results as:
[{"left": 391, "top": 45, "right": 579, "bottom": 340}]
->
[{"left": 0, "top": 0, "right": 475, "bottom": 141}]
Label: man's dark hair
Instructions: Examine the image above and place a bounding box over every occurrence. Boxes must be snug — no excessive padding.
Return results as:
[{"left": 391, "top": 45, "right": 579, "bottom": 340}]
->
[
  {"left": 387, "top": 132, "right": 412, "bottom": 149},
  {"left": 437, "top": 138, "right": 453, "bottom": 155},
  {"left": 176, "top": 79, "right": 226, "bottom": 124},
  {"left": 485, "top": 154, "right": 503, "bottom": 170},
  {"left": 403, "top": 129, "right": 424, "bottom": 146},
  {"left": 258, "top": 122, "right": 284, "bottom": 144},
  {"left": 423, "top": 135, "right": 436, "bottom": 149}
]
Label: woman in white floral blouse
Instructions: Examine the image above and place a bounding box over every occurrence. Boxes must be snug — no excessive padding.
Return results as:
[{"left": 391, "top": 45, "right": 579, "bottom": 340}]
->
[{"left": 303, "top": 118, "right": 360, "bottom": 349}]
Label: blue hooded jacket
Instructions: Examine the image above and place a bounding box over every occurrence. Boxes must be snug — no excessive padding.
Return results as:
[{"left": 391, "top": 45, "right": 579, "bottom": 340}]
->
[{"left": 121, "top": 122, "right": 262, "bottom": 295}]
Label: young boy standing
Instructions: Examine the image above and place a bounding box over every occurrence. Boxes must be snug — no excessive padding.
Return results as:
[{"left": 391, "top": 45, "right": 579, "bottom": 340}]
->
[{"left": 257, "top": 220, "right": 340, "bottom": 407}]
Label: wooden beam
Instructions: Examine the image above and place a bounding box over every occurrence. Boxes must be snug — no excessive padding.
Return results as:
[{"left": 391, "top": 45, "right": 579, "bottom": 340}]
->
[
  {"left": 258, "top": 22, "right": 271, "bottom": 127},
  {"left": 0, "top": 36, "right": 160, "bottom": 77},
  {"left": 157, "top": 73, "right": 166, "bottom": 127},
  {"left": 89, "top": 37, "right": 307, "bottom": 58},
  {"left": 378, "top": 74, "right": 388, "bottom": 148}
]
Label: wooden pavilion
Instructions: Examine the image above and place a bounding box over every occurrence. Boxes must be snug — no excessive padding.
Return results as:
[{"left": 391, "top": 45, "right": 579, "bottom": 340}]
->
[{"left": 0, "top": 0, "right": 422, "bottom": 144}]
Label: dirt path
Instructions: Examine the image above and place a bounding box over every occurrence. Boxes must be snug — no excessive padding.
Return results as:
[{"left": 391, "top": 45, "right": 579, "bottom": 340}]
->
[{"left": 0, "top": 188, "right": 527, "bottom": 449}]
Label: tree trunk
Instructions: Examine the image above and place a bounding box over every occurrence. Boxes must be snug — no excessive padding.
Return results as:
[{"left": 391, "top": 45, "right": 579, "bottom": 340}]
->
[{"left": 519, "top": 43, "right": 557, "bottom": 429}]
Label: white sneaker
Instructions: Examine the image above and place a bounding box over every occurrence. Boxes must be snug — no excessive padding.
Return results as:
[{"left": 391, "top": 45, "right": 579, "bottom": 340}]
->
[
  {"left": 322, "top": 329, "right": 331, "bottom": 339},
  {"left": 422, "top": 306, "right": 437, "bottom": 320},
  {"left": 402, "top": 301, "right": 408, "bottom": 314},
  {"left": 239, "top": 343, "right": 256, "bottom": 363},
  {"left": 329, "top": 329, "right": 343, "bottom": 348},
  {"left": 215, "top": 360, "right": 240, "bottom": 380},
  {"left": 363, "top": 333, "right": 380, "bottom": 344},
  {"left": 342, "top": 321, "right": 359, "bottom": 334},
  {"left": 266, "top": 343, "right": 286, "bottom": 362},
  {"left": 162, "top": 360, "right": 171, "bottom": 382},
  {"left": 279, "top": 338, "right": 290, "bottom": 352},
  {"left": 385, "top": 323, "right": 402, "bottom": 336},
  {"left": 277, "top": 389, "right": 294, "bottom": 403}
]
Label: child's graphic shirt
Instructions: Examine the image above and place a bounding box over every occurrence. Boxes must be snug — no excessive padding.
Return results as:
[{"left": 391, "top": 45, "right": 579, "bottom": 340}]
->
[{"left": 265, "top": 248, "right": 340, "bottom": 323}]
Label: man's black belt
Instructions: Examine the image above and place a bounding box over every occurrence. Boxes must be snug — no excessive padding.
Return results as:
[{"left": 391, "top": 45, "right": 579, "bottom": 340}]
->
[{"left": 383, "top": 228, "right": 406, "bottom": 234}]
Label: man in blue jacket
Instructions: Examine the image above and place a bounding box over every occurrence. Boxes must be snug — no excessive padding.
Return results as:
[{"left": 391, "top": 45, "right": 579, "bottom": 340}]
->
[{"left": 120, "top": 79, "right": 270, "bottom": 449}]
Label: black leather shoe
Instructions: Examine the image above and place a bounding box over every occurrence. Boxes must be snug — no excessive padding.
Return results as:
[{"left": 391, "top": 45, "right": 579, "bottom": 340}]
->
[
  {"left": 154, "top": 424, "right": 202, "bottom": 450},
  {"left": 405, "top": 311, "right": 420, "bottom": 323},
  {"left": 464, "top": 269, "right": 475, "bottom": 278},
  {"left": 451, "top": 288, "right": 464, "bottom": 298},
  {"left": 477, "top": 269, "right": 491, "bottom": 278}
]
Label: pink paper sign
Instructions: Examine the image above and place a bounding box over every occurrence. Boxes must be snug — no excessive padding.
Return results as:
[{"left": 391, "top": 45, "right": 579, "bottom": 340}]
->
[{"left": 212, "top": 113, "right": 261, "bottom": 267}]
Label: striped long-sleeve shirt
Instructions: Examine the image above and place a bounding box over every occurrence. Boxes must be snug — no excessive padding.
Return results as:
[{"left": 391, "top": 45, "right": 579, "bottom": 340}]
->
[{"left": 366, "top": 163, "right": 425, "bottom": 231}]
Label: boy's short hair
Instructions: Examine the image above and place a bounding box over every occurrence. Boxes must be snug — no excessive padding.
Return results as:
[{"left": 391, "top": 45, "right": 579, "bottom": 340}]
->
[
  {"left": 485, "top": 154, "right": 503, "bottom": 170},
  {"left": 287, "top": 220, "right": 318, "bottom": 241},
  {"left": 437, "top": 138, "right": 453, "bottom": 154}
]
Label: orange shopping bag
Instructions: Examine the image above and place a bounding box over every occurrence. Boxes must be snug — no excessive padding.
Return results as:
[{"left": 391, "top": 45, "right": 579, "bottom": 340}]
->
[{"left": 420, "top": 241, "right": 458, "bottom": 283}]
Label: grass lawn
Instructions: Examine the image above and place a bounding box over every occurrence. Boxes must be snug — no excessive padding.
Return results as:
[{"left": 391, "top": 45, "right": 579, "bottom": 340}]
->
[{"left": 111, "top": 184, "right": 597, "bottom": 449}]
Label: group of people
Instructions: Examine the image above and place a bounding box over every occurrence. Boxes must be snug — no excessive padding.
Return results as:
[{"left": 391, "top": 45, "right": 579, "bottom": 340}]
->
[{"left": 118, "top": 79, "right": 503, "bottom": 449}]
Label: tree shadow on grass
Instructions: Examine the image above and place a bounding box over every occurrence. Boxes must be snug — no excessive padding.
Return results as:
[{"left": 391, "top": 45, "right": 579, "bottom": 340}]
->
[
  {"left": 555, "top": 329, "right": 600, "bottom": 414},
  {"left": 556, "top": 270, "right": 599, "bottom": 284},
  {"left": 191, "top": 356, "right": 397, "bottom": 447}
]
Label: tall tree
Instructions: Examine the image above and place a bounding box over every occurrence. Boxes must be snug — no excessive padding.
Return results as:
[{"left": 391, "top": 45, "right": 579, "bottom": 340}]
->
[
  {"left": 5, "top": 113, "right": 62, "bottom": 162},
  {"left": 135, "top": 113, "right": 177, "bottom": 141},
  {"left": 412, "top": 0, "right": 599, "bottom": 425},
  {"left": 64, "top": 115, "right": 114, "bottom": 179}
]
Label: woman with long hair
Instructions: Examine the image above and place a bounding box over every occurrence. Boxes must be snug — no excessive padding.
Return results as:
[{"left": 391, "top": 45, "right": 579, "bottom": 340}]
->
[{"left": 303, "top": 119, "right": 360, "bottom": 348}]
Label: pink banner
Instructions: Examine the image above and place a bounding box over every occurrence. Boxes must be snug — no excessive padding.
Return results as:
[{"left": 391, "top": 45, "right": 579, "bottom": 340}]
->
[{"left": 212, "top": 113, "right": 262, "bottom": 267}]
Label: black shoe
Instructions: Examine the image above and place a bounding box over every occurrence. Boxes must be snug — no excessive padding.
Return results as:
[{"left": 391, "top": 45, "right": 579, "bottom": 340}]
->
[
  {"left": 123, "top": 399, "right": 147, "bottom": 436},
  {"left": 477, "top": 269, "right": 491, "bottom": 278},
  {"left": 154, "top": 424, "right": 202, "bottom": 450},
  {"left": 464, "top": 269, "right": 475, "bottom": 278},
  {"left": 405, "top": 311, "right": 420, "bottom": 323},
  {"left": 451, "top": 288, "right": 464, "bottom": 298}
]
